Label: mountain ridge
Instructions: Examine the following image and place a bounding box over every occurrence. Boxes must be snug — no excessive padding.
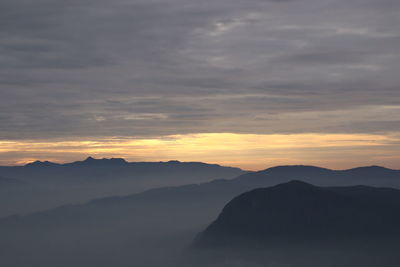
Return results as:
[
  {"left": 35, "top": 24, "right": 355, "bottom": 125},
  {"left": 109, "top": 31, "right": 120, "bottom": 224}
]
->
[
  {"left": 187, "top": 181, "right": 400, "bottom": 267},
  {"left": 2, "top": 164, "right": 400, "bottom": 223},
  {"left": 0, "top": 157, "right": 246, "bottom": 217},
  {"left": 4, "top": 159, "right": 397, "bottom": 172},
  {"left": 11, "top": 157, "right": 244, "bottom": 169},
  {"left": 194, "top": 180, "right": 400, "bottom": 249},
  {"left": 1, "top": 166, "right": 400, "bottom": 267}
]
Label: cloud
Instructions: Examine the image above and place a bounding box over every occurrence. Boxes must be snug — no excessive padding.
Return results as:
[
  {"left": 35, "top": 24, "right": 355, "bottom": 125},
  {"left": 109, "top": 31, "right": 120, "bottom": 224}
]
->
[
  {"left": 1, "top": 133, "right": 399, "bottom": 170},
  {"left": 0, "top": 0, "right": 399, "bottom": 140}
]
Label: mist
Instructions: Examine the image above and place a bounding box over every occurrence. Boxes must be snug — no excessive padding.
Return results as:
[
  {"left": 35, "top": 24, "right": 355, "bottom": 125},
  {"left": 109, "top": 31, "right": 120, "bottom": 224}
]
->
[{"left": 1, "top": 165, "right": 400, "bottom": 266}]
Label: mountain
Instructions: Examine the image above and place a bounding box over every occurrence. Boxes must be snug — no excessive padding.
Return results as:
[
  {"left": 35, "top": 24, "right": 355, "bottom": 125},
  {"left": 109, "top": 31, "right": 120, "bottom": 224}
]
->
[
  {"left": 234, "top": 165, "right": 400, "bottom": 188},
  {"left": 0, "top": 165, "right": 399, "bottom": 266},
  {"left": 24, "top": 160, "right": 62, "bottom": 167},
  {"left": 191, "top": 181, "right": 400, "bottom": 266},
  {"left": 195, "top": 181, "right": 400, "bottom": 247},
  {"left": 1, "top": 157, "right": 245, "bottom": 185},
  {"left": 0, "top": 157, "right": 246, "bottom": 217}
]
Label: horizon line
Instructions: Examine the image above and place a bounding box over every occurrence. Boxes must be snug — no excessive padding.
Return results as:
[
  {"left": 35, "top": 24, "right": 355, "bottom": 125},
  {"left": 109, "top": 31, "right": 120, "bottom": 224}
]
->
[{"left": 1, "top": 156, "right": 398, "bottom": 172}]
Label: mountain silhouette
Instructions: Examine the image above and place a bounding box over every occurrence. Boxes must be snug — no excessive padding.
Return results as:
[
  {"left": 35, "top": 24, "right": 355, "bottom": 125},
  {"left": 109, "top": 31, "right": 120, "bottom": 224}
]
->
[
  {"left": 1, "top": 165, "right": 400, "bottom": 267},
  {"left": 1, "top": 157, "right": 244, "bottom": 185},
  {"left": 25, "top": 160, "right": 61, "bottom": 167},
  {"left": 194, "top": 180, "right": 400, "bottom": 247},
  {"left": 190, "top": 181, "right": 400, "bottom": 266},
  {"left": 234, "top": 165, "right": 400, "bottom": 188},
  {"left": 0, "top": 157, "right": 245, "bottom": 217},
  {"left": 63, "top": 156, "right": 128, "bottom": 166}
]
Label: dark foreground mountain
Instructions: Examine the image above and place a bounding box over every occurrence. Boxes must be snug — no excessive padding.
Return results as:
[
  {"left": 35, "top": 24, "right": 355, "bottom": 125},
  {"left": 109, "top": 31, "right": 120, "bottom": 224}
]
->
[
  {"left": 191, "top": 181, "right": 400, "bottom": 266},
  {"left": 0, "top": 166, "right": 399, "bottom": 266},
  {"left": 0, "top": 157, "right": 245, "bottom": 216}
]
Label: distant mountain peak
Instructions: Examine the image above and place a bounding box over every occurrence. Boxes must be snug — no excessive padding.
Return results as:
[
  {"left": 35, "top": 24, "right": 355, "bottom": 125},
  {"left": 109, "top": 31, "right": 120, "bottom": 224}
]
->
[
  {"left": 25, "top": 160, "right": 59, "bottom": 167},
  {"left": 77, "top": 157, "right": 128, "bottom": 165},
  {"left": 84, "top": 156, "right": 96, "bottom": 161},
  {"left": 264, "top": 165, "right": 331, "bottom": 172},
  {"left": 167, "top": 160, "right": 181, "bottom": 163},
  {"left": 274, "top": 179, "right": 314, "bottom": 188},
  {"left": 349, "top": 165, "right": 391, "bottom": 171}
]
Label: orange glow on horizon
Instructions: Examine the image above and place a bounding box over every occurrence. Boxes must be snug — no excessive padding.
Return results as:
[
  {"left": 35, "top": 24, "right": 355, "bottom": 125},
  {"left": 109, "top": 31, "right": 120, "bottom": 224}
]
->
[{"left": 0, "top": 133, "right": 399, "bottom": 171}]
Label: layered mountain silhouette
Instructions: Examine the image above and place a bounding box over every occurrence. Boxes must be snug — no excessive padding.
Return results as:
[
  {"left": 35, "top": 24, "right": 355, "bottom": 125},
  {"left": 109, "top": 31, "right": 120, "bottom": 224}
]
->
[
  {"left": 190, "top": 181, "right": 400, "bottom": 266},
  {"left": 0, "top": 157, "right": 245, "bottom": 217},
  {"left": 194, "top": 181, "right": 400, "bottom": 248},
  {"left": 234, "top": 165, "right": 400, "bottom": 188},
  {"left": 1, "top": 157, "right": 244, "bottom": 185},
  {"left": 1, "top": 165, "right": 400, "bottom": 266}
]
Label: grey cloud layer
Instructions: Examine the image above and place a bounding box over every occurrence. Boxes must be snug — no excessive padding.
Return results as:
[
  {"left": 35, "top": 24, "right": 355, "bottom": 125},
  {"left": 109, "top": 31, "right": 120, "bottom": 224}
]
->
[{"left": 1, "top": 0, "right": 399, "bottom": 139}]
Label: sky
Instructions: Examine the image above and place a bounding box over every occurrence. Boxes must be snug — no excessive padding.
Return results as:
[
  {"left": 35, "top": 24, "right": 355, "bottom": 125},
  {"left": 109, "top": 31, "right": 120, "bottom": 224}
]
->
[{"left": 1, "top": 0, "right": 399, "bottom": 170}]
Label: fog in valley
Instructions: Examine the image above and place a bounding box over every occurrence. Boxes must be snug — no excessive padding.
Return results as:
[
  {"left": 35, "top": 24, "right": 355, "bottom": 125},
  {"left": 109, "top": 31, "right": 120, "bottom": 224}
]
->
[
  {"left": 1, "top": 0, "right": 399, "bottom": 264},
  {"left": 0, "top": 157, "right": 244, "bottom": 217},
  {"left": 1, "top": 161, "right": 400, "bottom": 266}
]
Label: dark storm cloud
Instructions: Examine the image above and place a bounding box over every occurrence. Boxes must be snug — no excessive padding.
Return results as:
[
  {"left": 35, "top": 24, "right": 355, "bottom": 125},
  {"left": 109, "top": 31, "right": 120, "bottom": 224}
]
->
[{"left": 1, "top": 0, "right": 399, "bottom": 139}]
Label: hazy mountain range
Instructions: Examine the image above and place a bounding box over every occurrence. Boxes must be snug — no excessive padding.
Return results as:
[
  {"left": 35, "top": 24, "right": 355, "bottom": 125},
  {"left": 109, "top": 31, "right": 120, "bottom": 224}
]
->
[
  {"left": 0, "top": 163, "right": 399, "bottom": 266},
  {"left": 0, "top": 157, "right": 244, "bottom": 186},
  {"left": 0, "top": 157, "right": 245, "bottom": 217}
]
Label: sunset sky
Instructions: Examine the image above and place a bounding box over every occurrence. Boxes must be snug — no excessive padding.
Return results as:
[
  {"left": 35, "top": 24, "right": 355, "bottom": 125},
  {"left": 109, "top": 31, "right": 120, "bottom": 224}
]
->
[{"left": 1, "top": 0, "right": 399, "bottom": 170}]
